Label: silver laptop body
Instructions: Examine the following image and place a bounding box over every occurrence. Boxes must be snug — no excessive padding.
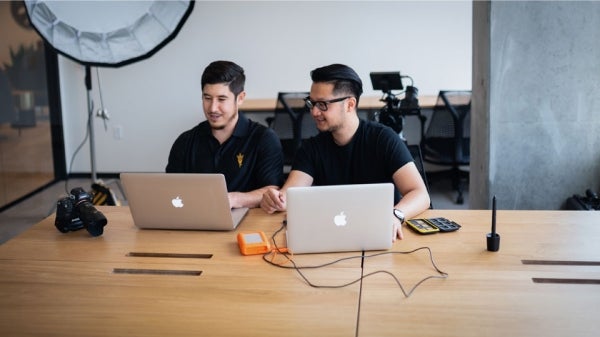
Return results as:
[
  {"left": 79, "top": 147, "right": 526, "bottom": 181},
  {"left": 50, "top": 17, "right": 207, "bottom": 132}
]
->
[
  {"left": 286, "top": 183, "right": 394, "bottom": 254},
  {"left": 120, "top": 173, "right": 248, "bottom": 230}
]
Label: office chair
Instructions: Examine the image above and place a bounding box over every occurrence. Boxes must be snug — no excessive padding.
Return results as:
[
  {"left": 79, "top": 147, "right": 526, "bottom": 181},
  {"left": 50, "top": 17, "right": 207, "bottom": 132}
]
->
[
  {"left": 407, "top": 144, "right": 433, "bottom": 209},
  {"left": 420, "top": 90, "right": 471, "bottom": 204},
  {"left": 266, "top": 92, "right": 318, "bottom": 167}
]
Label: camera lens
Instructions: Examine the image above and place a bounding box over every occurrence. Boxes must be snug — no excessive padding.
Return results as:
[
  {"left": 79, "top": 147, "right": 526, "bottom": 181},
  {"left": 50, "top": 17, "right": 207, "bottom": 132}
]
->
[{"left": 77, "top": 202, "right": 107, "bottom": 237}]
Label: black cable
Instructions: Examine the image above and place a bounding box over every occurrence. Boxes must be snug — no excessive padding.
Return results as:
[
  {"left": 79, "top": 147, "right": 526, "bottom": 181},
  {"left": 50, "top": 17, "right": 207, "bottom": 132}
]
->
[
  {"left": 96, "top": 68, "right": 105, "bottom": 110},
  {"left": 64, "top": 98, "right": 93, "bottom": 194},
  {"left": 401, "top": 75, "right": 414, "bottom": 86},
  {"left": 95, "top": 67, "right": 109, "bottom": 131},
  {"left": 263, "top": 222, "right": 449, "bottom": 297}
]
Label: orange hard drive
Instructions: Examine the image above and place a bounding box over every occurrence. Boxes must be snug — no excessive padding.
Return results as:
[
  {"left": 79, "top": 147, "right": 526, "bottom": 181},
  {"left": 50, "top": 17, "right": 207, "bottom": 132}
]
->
[{"left": 237, "top": 231, "right": 271, "bottom": 255}]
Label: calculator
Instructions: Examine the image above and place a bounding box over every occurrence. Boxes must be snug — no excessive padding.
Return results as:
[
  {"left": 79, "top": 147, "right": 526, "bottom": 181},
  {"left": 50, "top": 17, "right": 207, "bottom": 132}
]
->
[
  {"left": 406, "top": 217, "right": 461, "bottom": 235},
  {"left": 425, "top": 217, "right": 461, "bottom": 232},
  {"left": 406, "top": 218, "right": 440, "bottom": 234}
]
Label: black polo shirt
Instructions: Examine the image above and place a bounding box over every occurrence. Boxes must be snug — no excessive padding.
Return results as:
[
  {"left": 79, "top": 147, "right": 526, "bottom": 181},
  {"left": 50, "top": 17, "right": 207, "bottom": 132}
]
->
[
  {"left": 166, "top": 113, "right": 283, "bottom": 192},
  {"left": 292, "top": 119, "right": 413, "bottom": 202}
]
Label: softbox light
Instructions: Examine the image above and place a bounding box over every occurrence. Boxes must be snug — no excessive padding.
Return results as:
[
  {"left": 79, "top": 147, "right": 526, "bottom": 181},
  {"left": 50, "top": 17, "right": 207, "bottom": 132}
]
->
[
  {"left": 25, "top": 0, "right": 194, "bottom": 67},
  {"left": 24, "top": 0, "right": 194, "bottom": 182}
]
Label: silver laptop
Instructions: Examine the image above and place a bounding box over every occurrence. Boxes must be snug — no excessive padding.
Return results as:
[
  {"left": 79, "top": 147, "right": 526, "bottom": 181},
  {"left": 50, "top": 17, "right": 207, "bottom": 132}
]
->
[
  {"left": 120, "top": 173, "right": 248, "bottom": 230},
  {"left": 286, "top": 183, "right": 394, "bottom": 254}
]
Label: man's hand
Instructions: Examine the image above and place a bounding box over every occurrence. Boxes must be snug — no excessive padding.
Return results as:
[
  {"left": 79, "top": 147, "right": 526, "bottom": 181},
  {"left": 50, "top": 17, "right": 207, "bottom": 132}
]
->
[
  {"left": 260, "top": 188, "right": 286, "bottom": 214},
  {"left": 393, "top": 217, "right": 404, "bottom": 242}
]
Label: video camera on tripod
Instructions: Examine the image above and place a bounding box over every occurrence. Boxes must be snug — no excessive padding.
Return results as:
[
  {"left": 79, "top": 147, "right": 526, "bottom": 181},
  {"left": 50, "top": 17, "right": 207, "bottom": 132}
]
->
[{"left": 370, "top": 71, "right": 420, "bottom": 137}]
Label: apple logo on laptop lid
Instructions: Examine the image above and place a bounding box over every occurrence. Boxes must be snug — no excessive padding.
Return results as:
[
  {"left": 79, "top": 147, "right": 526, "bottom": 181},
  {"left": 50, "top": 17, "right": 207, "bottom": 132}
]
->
[
  {"left": 171, "top": 196, "right": 184, "bottom": 208},
  {"left": 334, "top": 211, "right": 347, "bottom": 227}
]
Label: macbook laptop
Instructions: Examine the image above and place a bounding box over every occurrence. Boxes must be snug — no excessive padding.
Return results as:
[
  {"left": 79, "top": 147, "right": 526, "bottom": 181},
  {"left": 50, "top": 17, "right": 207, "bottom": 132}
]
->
[
  {"left": 120, "top": 173, "right": 248, "bottom": 230},
  {"left": 286, "top": 183, "right": 394, "bottom": 254}
]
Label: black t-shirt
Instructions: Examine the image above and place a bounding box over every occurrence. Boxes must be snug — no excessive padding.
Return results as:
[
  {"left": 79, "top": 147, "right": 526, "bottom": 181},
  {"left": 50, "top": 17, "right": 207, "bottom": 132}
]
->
[
  {"left": 166, "top": 113, "right": 284, "bottom": 192},
  {"left": 292, "top": 119, "right": 413, "bottom": 202}
]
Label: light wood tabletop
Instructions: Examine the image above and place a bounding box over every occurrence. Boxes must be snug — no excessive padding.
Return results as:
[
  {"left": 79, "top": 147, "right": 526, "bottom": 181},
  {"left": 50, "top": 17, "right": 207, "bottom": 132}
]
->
[
  {"left": 0, "top": 207, "right": 599, "bottom": 336},
  {"left": 0, "top": 207, "right": 362, "bottom": 337},
  {"left": 359, "top": 209, "right": 600, "bottom": 337},
  {"left": 241, "top": 94, "right": 439, "bottom": 112}
]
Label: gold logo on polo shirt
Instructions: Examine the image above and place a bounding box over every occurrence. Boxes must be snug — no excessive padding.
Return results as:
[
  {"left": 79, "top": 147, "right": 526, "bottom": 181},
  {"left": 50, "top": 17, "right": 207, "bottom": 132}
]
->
[{"left": 236, "top": 153, "right": 244, "bottom": 168}]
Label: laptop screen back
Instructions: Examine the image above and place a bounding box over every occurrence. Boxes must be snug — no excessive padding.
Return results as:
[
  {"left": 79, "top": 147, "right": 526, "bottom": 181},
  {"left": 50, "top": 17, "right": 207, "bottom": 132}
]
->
[
  {"left": 286, "top": 183, "right": 394, "bottom": 254},
  {"left": 120, "top": 173, "right": 247, "bottom": 230}
]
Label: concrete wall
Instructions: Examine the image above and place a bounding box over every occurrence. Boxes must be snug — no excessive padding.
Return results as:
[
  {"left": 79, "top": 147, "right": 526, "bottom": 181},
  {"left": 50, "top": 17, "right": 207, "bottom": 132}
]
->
[{"left": 471, "top": 1, "right": 600, "bottom": 210}]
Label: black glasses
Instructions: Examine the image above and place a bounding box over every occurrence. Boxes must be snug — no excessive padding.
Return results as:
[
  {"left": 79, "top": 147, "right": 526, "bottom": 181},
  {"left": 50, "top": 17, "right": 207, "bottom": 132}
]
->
[{"left": 304, "top": 96, "right": 351, "bottom": 111}]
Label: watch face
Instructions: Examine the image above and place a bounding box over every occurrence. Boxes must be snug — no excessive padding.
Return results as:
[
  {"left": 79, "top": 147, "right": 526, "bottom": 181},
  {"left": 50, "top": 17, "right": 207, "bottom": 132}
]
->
[{"left": 394, "top": 209, "right": 405, "bottom": 221}]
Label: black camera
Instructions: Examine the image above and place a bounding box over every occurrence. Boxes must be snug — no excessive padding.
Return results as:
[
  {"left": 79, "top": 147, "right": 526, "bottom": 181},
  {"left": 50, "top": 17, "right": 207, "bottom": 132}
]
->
[
  {"left": 370, "top": 71, "right": 420, "bottom": 135},
  {"left": 55, "top": 187, "right": 108, "bottom": 237}
]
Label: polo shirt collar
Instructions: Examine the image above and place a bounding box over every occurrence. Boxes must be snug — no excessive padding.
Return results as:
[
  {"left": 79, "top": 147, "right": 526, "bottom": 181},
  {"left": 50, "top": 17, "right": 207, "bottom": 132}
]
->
[
  {"left": 231, "top": 112, "right": 250, "bottom": 138},
  {"left": 198, "top": 112, "right": 249, "bottom": 138}
]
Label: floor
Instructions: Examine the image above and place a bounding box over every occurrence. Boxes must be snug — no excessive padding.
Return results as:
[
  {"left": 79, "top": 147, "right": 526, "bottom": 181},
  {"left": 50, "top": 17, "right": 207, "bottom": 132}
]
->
[{"left": 0, "top": 176, "right": 468, "bottom": 245}]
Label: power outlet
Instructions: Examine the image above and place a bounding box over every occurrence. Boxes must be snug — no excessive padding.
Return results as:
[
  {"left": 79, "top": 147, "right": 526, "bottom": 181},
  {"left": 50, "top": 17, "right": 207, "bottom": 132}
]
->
[{"left": 113, "top": 125, "right": 124, "bottom": 140}]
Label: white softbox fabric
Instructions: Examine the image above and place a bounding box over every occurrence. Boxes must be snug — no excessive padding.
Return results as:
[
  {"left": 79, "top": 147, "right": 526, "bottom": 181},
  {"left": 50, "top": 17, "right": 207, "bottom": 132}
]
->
[{"left": 25, "top": 0, "right": 194, "bottom": 67}]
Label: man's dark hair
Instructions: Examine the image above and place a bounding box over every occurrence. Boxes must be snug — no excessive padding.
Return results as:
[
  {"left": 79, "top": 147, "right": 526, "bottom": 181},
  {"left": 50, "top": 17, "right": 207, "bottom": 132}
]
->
[
  {"left": 310, "top": 63, "right": 363, "bottom": 104},
  {"left": 201, "top": 60, "right": 245, "bottom": 96}
]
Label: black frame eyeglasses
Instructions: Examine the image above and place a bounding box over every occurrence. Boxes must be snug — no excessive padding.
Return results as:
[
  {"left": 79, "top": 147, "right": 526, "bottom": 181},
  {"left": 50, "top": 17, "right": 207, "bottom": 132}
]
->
[{"left": 304, "top": 96, "right": 351, "bottom": 111}]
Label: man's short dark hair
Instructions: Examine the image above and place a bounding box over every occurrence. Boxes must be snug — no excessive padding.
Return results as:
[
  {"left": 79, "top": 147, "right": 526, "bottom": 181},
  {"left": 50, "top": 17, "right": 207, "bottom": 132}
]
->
[
  {"left": 201, "top": 60, "right": 245, "bottom": 96},
  {"left": 310, "top": 64, "right": 363, "bottom": 104}
]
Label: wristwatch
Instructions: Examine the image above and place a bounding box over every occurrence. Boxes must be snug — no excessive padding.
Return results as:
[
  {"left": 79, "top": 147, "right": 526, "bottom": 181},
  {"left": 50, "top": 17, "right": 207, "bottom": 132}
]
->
[{"left": 393, "top": 208, "right": 406, "bottom": 224}]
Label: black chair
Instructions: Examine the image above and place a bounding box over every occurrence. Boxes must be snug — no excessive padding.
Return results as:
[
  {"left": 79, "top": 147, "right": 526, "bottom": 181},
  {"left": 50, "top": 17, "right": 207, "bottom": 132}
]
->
[
  {"left": 266, "top": 92, "right": 318, "bottom": 167},
  {"left": 420, "top": 90, "right": 471, "bottom": 204},
  {"left": 407, "top": 144, "right": 433, "bottom": 209}
]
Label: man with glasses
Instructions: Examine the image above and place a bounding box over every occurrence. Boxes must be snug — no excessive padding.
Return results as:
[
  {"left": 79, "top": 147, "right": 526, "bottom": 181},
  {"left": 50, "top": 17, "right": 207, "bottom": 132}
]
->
[
  {"left": 167, "top": 60, "right": 283, "bottom": 208},
  {"left": 260, "top": 63, "right": 430, "bottom": 240}
]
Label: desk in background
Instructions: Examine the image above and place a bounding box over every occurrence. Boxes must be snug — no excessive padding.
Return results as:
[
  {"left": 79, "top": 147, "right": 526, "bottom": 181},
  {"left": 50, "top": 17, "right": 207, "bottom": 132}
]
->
[
  {"left": 242, "top": 94, "right": 438, "bottom": 113},
  {"left": 0, "top": 208, "right": 599, "bottom": 336},
  {"left": 243, "top": 95, "right": 437, "bottom": 144}
]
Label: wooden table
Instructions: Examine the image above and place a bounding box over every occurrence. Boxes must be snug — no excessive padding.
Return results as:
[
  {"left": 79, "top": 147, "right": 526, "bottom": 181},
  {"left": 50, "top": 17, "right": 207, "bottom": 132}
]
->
[
  {"left": 0, "top": 208, "right": 361, "bottom": 337},
  {"left": 360, "top": 210, "right": 600, "bottom": 337},
  {"left": 241, "top": 95, "right": 438, "bottom": 113},
  {"left": 1, "top": 208, "right": 599, "bottom": 336}
]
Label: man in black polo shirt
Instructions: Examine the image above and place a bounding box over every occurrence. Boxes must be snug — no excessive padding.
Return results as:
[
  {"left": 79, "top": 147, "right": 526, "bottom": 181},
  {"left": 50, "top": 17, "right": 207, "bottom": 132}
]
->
[
  {"left": 167, "top": 61, "right": 283, "bottom": 208},
  {"left": 260, "top": 64, "right": 430, "bottom": 240}
]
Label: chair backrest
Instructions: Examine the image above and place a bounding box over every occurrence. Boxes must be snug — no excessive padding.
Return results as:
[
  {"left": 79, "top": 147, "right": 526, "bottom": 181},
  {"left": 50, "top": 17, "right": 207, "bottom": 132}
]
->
[
  {"left": 269, "top": 92, "right": 317, "bottom": 164},
  {"left": 421, "top": 90, "right": 471, "bottom": 164},
  {"left": 425, "top": 90, "right": 471, "bottom": 138}
]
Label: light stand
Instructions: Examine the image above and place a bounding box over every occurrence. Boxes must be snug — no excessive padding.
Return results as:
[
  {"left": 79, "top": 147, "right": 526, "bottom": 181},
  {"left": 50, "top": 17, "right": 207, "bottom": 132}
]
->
[{"left": 84, "top": 66, "right": 97, "bottom": 182}]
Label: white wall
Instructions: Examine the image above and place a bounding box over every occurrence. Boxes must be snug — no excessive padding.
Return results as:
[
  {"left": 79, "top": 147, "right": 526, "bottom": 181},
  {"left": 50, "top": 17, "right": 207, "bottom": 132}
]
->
[{"left": 59, "top": 1, "right": 472, "bottom": 174}]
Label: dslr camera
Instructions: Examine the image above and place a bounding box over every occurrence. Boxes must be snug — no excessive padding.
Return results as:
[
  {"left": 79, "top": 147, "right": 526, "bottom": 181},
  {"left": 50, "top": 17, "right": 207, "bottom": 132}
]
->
[{"left": 55, "top": 187, "right": 108, "bottom": 237}]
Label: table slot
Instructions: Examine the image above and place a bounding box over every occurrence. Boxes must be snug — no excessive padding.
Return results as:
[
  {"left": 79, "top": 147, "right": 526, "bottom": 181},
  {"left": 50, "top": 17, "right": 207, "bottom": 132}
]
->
[
  {"left": 113, "top": 268, "right": 202, "bottom": 276},
  {"left": 127, "top": 252, "right": 213, "bottom": 259}
]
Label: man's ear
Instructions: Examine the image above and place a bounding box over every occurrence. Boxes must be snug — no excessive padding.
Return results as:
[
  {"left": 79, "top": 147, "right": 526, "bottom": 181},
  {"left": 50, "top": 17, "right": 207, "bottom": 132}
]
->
[
  {"left": 237, "top": 91, "right": 246, "bottom": 105},
  {"left": 346, "top": 96, "right": 357, "bottom": 112}
]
